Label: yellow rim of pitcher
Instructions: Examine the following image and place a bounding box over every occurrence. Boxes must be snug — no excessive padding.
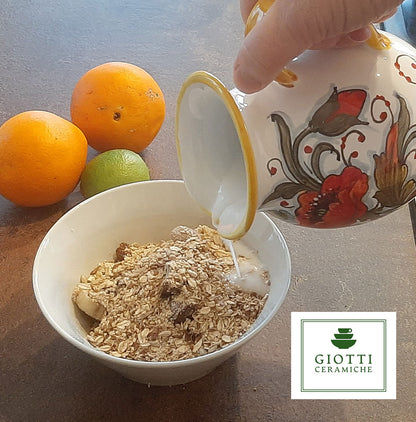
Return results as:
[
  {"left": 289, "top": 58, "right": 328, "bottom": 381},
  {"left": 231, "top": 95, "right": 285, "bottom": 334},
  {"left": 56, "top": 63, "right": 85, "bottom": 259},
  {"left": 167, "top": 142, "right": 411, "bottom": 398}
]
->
[{"left": 175, "top": 71, "right": 258, "bottom": 240}]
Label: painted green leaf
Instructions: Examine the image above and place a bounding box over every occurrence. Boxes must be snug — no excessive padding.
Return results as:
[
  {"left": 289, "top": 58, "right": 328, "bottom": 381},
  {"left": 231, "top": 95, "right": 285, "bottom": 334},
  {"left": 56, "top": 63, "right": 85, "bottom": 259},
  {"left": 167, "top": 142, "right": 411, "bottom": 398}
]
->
[
  {"left": 311, "top": 142, "right": 340, "bottom": 181},
  {"left": 269, "top": 113, "right": 299, "bottom": 178},
  {"left": 396, "top": 94, "right": 410, "bottom": 161}
]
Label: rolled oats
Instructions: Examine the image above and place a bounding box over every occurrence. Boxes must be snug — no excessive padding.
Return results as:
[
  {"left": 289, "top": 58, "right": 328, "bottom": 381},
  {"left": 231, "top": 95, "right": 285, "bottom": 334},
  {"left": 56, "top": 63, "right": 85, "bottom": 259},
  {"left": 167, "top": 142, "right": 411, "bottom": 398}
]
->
[{"left": 72, "top": 225, "right": 268, "bottom": 362}]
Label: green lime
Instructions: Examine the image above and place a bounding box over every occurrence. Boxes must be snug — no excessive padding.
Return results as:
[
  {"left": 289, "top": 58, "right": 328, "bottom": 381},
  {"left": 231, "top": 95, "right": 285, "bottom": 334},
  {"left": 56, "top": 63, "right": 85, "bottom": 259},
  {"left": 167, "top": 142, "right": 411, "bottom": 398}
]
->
[{"left": 80, "top": 149, "right": 150, "bottom": 198}]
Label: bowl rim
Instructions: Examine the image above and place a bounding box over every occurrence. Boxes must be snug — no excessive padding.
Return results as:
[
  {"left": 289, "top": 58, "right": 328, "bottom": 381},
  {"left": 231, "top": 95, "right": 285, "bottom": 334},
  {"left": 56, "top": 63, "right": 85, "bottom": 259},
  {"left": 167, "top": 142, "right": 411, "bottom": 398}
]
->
[{"left": 32, "top": 179, "right": 291, "bottom": 367}]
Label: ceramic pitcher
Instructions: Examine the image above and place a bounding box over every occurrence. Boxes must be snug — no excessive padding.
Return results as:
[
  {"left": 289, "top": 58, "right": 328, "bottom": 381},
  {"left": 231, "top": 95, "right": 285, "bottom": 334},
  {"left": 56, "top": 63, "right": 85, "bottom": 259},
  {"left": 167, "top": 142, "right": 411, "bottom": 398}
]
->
[{"left": 176, "top": 25, "right": 416, "bottom": 239}]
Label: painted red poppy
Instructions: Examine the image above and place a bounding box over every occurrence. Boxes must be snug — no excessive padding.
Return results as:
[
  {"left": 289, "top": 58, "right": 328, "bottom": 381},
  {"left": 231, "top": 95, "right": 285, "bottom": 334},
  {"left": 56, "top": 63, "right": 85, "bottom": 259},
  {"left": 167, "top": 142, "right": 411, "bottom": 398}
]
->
[{"left": 295, "top": 167, "right": 369, "bottom": 228}]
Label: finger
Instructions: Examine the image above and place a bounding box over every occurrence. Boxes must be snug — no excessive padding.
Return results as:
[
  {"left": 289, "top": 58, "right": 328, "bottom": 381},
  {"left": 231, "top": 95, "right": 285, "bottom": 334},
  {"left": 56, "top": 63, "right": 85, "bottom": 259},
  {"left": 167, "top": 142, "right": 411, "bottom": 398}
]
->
[
  {"left": 311, "top": 27, "right": 372, "bottom": 49},
  {"left": 374, "top": 7, "right": 398, "bottom": 23},
  {"left": 233, "top": 0, "right": 403, "bottom": 93},
  {"left": 241, "top": 0, "right": 258, "bottom": 22}
]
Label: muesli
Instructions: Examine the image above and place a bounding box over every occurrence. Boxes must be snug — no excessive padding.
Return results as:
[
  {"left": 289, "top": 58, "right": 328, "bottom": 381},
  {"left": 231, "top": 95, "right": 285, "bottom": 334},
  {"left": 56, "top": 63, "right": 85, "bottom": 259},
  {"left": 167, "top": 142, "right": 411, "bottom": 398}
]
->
[{"left": 72, "top": 225, "right": 269, "bottom": 362}]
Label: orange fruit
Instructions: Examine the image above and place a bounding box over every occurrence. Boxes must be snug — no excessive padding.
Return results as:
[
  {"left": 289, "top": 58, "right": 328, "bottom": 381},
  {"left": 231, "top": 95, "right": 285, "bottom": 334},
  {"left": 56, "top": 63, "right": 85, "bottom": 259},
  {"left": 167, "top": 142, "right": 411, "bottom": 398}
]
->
[
  {"left": 70, "top": 62, "right": 165, "bottom": 153},
  {"left": 0, "top": 111, "right": 88, "bottom": 207}
]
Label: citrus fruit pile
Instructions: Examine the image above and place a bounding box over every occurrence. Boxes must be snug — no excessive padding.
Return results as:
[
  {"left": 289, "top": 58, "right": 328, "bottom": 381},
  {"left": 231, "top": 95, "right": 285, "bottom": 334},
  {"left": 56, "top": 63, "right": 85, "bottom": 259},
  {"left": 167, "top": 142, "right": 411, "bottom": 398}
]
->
[{"left": 0, "top": 62, "right": 165, "bottom": 207}]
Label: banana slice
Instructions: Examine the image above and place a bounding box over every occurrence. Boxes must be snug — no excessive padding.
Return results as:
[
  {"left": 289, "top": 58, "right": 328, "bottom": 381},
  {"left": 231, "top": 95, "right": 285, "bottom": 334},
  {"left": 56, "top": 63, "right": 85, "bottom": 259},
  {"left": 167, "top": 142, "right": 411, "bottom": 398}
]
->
[{"left": 73, "top": 288, "right": 105, "bottom": 320}]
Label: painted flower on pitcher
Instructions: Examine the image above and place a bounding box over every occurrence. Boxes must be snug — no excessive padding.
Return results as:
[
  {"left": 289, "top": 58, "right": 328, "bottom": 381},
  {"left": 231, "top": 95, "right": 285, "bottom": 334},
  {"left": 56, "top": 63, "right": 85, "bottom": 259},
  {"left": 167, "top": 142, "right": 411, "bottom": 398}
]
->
[
  {"left": 295, "top": 167, "right": 368, "bottom": 228},
  {"left": 373, "top": 94, "right": 416, "bottom": 207},
  {"left": 308, "top": 87, "right": 368, "bottom": 136},
  {"left": 263, "top": 87, "right": 416, "bottom": 228}
]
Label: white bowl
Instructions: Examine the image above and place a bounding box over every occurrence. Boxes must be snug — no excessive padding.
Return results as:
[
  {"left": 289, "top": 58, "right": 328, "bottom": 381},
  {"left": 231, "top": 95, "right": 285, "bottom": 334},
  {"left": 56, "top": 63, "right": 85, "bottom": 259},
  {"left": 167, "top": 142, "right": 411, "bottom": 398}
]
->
[{"left": 33, "top": 180, "right": 291, "bottom": 385}]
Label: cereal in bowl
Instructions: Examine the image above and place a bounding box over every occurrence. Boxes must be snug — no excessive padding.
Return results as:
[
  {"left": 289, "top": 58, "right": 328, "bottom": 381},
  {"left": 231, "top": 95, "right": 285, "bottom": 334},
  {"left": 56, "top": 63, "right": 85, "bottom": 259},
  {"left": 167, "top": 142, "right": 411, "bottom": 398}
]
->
[{"left": 72, "top": 225, "right": 269, "bottom": 362}]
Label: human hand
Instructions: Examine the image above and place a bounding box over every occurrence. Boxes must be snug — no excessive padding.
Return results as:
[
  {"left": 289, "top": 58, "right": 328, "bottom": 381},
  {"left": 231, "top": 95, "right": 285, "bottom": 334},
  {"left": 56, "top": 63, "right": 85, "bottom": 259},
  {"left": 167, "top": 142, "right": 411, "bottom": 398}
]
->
[{"left": 234, "top": 0, "right": 403, "bottom": 93}]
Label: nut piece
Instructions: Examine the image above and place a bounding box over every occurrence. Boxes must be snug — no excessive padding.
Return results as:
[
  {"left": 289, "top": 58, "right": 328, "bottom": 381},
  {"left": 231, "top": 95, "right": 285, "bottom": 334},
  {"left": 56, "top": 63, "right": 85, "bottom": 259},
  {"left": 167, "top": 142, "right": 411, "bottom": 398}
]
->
[
  {"left": 170, "top": 301, "right": 196, "bottom": 324},
  {"left": 73, "top": 289, "right": 105, "bottom": 320},
  {"left": 115, "top": 242, "right": 131, "bottom": 261},
  {"left": 160, "top": 280, "right": 181, "bottom": 298}
]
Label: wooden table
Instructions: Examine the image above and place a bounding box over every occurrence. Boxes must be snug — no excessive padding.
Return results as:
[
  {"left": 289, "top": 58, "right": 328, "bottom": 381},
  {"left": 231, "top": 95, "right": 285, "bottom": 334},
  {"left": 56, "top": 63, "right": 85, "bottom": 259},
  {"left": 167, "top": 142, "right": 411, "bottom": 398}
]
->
[{"left": 1, "top": 1, "right": 415, "bottom": 420}]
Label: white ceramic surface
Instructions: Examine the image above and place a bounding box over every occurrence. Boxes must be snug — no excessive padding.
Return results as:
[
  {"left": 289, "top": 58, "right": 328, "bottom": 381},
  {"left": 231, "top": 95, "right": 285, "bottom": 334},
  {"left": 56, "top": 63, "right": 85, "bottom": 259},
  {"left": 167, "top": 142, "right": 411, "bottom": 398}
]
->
[
  {"left": 33, "top": 180, "right": 291, "bottom": 386},
  {"left": 176, "top": 32, "right": 416, "bottom": 238}
]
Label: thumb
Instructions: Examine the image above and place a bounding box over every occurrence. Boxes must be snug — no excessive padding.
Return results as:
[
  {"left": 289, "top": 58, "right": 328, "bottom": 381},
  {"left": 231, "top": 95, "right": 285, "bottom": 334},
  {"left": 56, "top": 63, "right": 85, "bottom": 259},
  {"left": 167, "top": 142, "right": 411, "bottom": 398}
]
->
[{"left": 233, "top": 0, "right": 402, "bottom": 93}]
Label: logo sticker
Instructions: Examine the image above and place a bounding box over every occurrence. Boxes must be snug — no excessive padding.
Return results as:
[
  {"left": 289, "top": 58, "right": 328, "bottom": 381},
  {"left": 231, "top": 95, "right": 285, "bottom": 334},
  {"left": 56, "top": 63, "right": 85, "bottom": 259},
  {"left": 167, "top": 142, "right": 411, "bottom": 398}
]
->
[
  {"left": 291, "top": 312, "right": 396, "bottom": 399},
  {"left": 331, "top": 327, "right": 356, "bottom": 349}
]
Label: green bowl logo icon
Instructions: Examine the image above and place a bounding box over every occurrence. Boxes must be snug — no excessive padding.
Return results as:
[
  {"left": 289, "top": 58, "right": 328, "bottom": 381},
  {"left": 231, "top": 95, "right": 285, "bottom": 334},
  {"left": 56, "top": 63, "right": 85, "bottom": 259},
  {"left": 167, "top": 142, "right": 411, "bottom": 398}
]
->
[{"left": 331, "top": 328, "right": 356, "bottom": 349}]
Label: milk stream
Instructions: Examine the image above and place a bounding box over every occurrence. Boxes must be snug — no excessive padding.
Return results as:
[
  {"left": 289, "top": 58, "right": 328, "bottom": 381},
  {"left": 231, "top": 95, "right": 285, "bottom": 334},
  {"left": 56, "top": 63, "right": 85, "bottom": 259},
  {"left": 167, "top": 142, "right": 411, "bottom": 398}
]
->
[
  {"left": 211, "top": 173, "right": 269, "bottom": 296},
  {"left": 221, "top": 238, "right": 270, "bottom": 297},
  {"left": 223, "top": 239, "right": 241, "bottom": 278}
]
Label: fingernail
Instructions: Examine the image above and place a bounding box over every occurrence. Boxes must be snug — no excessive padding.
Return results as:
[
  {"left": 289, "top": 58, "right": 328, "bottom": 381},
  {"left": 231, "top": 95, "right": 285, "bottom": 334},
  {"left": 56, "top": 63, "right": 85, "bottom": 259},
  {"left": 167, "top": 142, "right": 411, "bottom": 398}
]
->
[
  {"left": 348, "top": 27, "right": 372, "bottom": 43},
  {"left": 233, "top": 62, "right": 265, "bottom": 94}
]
